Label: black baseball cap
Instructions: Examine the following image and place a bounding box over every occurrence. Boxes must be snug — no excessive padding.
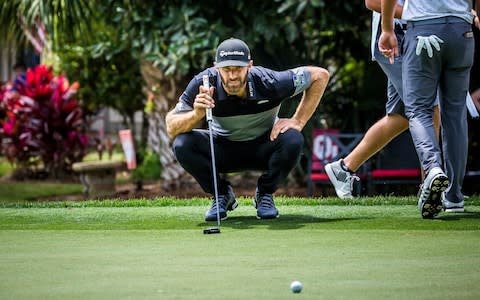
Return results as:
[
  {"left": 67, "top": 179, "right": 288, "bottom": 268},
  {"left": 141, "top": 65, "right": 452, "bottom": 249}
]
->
[{"left": 215, "top": 38, "right": 251, "bottom": 68}]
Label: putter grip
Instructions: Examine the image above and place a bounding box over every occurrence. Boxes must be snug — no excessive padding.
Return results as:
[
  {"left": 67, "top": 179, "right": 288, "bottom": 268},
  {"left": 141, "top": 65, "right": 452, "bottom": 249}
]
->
[{"left": 203, "top": 75, "right": 213, "bottom": 121}]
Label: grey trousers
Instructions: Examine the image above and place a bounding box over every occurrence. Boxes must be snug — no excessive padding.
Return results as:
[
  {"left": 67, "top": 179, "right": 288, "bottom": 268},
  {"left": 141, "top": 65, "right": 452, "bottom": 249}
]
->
[
  {"left": 403, "top": 17, "right": 475, "bottom": 202},
  {"left": 375, "top": 25, "right": 407, "bottom": 117}
]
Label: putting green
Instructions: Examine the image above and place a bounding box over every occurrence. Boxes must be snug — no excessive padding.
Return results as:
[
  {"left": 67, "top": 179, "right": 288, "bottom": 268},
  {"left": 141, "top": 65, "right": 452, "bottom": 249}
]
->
[{"left": 0, "top": 205, "right": 479, "bottom": 299}]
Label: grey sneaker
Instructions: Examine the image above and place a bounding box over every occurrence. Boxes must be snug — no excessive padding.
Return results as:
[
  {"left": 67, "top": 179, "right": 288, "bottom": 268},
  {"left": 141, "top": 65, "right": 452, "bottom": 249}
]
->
[
  {"left": 418, "top": 167, "right": 449, "bottom": 219},
  {"left": 325, "top": 159, "right": 359, "bottom": 199},
  {"left": 442, "top": 194, "right": 464, "bottom": 213},
  {"left": 253, "top": 188, "right": 279, "bottom": 219},
  {"left": 205, "top": 186, "right": 238, "bottom": 221}
]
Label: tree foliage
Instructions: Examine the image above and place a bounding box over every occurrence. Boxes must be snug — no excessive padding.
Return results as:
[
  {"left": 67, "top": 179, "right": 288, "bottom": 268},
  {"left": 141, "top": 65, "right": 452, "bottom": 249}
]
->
[
  {"left": 0, "top": 0, "right": 93, "bottom": 49},
  {"left": 0, "top": 65, "right": 88, "bottom": 178},
  {"left": 57, "top": 43, "right": 144, "bottom": 130},
  {"left": 91, "top": 1, "right": 382, "bottom": 124}
]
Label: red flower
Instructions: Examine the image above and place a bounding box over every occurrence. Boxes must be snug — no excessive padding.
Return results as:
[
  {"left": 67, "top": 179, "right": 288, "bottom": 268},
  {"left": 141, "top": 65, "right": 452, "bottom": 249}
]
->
[{"left": 0, "top": 64, "right": 88, "bottom": 176}]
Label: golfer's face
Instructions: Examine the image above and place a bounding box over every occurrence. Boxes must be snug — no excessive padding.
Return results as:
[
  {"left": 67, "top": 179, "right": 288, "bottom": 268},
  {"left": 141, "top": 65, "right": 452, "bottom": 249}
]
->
[{"left": 218, "top": 65, "right": 250, "bottom": 96}]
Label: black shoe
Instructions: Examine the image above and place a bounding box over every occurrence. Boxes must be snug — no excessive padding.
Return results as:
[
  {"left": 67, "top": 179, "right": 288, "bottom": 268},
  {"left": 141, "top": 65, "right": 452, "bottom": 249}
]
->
[
  {"left": 253, "top": 188, "right": 279, "bottom": 219},
  {"left": 205, "top": 186, "right": 237, "bottom": 221}
]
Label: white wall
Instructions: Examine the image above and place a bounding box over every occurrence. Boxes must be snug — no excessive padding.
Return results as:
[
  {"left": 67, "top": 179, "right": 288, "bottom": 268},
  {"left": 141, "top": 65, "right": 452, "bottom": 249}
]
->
[{"left": 89, "top": 108, "right": 143, "bottom": 142}]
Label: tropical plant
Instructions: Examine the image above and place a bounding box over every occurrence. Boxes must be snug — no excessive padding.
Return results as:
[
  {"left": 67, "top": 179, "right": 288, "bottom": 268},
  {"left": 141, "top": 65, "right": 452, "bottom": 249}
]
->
[
  {"left": 0, "top": 0, "right": 93, "bottom": 52},
  {"left": 0, "top": 65, "right": 88, "bottom": 178}
]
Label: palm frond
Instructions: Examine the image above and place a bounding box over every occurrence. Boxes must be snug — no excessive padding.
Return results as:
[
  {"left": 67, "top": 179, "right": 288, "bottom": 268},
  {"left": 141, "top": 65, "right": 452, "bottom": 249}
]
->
[{"left": 0, "top": 0, "right": 94, "bottom": 49}]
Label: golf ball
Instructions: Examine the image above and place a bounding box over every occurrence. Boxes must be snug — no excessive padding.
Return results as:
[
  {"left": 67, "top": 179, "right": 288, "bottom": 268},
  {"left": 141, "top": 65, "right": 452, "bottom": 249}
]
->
[{"left": 290, "top": 281, "right": 303, "bottom": 293}]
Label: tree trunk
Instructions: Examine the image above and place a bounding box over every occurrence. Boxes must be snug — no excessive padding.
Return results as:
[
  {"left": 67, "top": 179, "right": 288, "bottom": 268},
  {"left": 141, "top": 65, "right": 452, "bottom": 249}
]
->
[{"left": 139, "top": 60, "right": 185, "bottom": 190}]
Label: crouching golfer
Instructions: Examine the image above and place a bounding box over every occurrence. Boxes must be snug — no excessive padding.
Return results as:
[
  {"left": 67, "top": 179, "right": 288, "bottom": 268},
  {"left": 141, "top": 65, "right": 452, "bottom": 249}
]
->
[{"left": 166, "top": 38, "right": 329, "bottom": 221}]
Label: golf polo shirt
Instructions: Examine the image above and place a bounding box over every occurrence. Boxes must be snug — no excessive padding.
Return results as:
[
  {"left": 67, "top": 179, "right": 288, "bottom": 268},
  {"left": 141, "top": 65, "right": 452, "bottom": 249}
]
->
[{"left": 175, "top": 66, "right": 311, "bottom": 141}]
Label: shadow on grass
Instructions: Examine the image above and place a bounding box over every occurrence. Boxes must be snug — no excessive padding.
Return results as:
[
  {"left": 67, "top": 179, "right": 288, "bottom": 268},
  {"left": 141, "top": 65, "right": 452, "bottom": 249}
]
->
[
  {"left": 198, "top": 214, "right": 371, "bottom": 230},
  {"left": 437, "top": 211, "right": 480, "bottom": 221}
]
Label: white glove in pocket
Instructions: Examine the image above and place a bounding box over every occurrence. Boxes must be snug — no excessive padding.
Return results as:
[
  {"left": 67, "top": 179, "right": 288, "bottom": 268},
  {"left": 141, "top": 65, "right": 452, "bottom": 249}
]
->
[{"left": 415, "top": 35, "right": 444, "bottom": 58}]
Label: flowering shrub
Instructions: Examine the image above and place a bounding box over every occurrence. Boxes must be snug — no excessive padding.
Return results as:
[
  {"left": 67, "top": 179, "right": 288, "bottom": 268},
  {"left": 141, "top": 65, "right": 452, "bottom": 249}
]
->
[{"left": 0, "top": 65, "right": 88, "bottom": 178}]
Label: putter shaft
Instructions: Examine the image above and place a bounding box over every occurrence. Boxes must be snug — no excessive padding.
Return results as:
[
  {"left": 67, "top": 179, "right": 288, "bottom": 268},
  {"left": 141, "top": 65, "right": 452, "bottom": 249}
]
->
[{"left": 203, "top": 75, "right": 221, "bottom": 228}]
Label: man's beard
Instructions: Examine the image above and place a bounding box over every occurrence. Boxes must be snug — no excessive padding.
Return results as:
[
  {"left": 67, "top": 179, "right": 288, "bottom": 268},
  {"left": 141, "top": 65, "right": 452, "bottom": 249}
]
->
[{"left": 221, "top": 75, "right": 247, "bottom": 96}]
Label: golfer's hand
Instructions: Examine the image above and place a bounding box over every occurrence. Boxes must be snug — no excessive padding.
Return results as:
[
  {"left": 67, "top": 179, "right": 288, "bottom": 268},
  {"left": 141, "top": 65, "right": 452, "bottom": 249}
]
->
[
  {"left": 378, "top": 31, "right": 398, "bottom": 64},
  {"left": 473, "top": 9, "right": 480, "bottom": 29},
  {"left": 193, "top": 86, "right": 215, "bottom": 116},
  {"left": 270, "top": 118, "right": 302, "bottom": 141}
]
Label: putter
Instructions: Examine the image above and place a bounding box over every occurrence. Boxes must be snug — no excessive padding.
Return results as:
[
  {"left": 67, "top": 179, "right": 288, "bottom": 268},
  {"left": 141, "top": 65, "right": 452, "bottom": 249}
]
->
[{"left": 202, "top": 74, "right": 221, "bottom": 235}]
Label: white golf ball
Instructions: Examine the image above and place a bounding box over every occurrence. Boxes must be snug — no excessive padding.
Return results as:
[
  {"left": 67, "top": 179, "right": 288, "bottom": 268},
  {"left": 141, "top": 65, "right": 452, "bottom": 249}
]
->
[{"left": 290, "top": 280, "right": 303, "bottom": 293}]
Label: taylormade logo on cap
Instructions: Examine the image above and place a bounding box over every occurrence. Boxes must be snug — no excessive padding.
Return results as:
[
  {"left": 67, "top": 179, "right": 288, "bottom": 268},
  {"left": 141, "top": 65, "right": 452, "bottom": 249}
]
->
[
  {"left": 215, "top": 38, "right": 251, "bottom": 68},
  {"left": 219, "top": 50, "right": 245, "bottom": 57}
]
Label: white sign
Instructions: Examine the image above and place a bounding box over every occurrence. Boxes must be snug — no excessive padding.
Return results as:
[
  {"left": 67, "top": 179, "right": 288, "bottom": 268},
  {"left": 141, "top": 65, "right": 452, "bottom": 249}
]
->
[{"left": 313, "top": 134, "right": 339, "bottom": 160}]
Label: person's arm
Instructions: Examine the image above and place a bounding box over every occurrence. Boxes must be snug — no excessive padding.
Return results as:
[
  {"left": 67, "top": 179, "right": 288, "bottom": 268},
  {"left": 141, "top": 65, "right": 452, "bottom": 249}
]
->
[
  {"left": 291, "top": 66, "right": 329, "bottom": 128},
  {"left": 365, "top": 0, "right": 403, "bottom": 19},
  {"left": 475, "top": 1, "right": 480, "bottom": 28},
  {"left": 378, "top": 0, "right": 398, "bottom": 64},
  {"left": 270, "top": 66, "right": 329, "bottom": 140},
  {"left": 165, "top": 84, "right": 214, "bottom": 140},
  {"left": 472, "top": 88, "right": 480, "bottom": 113}
]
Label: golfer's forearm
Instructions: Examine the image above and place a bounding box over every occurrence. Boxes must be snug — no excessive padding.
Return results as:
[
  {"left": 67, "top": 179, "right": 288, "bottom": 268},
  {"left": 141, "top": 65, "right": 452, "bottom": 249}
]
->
[
  {"left": 166, "top": 110, "right": 204, "bottom": 140},
  {"left": 476, "top": 0, "right": 480, "bottom": 18},
  {"left": 381, "top": 0, "right": 396, "bottom": 31},
  {"left": 365, "top": 0, "right": 403, "bottom": 19},
  {"left": 292, "top": 67, "right": 329, "bottom": 128}
]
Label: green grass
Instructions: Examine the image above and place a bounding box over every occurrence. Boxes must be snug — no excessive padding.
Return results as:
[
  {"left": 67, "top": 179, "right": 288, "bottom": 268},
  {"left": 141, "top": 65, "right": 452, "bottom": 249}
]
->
[
  {"left": 0, "top": 149, "right": 126, "bottom": 202},
  {"left": 0, "top": 158, "right": 13, "bottom": 177},
  {"left": 1, "top": 204, "right": 480, "bottom": 230},
  {"left": 0, "top": 181, "right": 83, "bottom": 203},
  {"left": 1, "top": 197, "right": 480, "bottom": 299},
  {"left": 1, "top": 229, "right": 479, "bottom": 300}
]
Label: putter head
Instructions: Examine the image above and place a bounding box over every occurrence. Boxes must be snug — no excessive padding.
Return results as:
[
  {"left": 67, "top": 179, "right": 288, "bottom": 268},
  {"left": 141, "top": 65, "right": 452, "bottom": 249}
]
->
[{"left": 203, "top": 227, "right": 221, "bottom": 234}]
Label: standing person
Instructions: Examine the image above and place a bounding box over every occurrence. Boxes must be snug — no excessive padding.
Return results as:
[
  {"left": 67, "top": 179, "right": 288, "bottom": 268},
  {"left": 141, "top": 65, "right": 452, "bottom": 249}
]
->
[
  {"left": 470, "top": 9, "right": 480, "bottom": 113},
  {"left": 13, "top": 62, "right": 26, "bottom": 77},
  {"left": 325, "top": 0, "right": 441, "bottom": 199},
  {"left": 11, "top": 62, "right": 26, "bottom": 92},
  {"left": 379, "top": 0, "right": 478, "bottom": 218},
  {"left": 166, "top": 38, "right": 329, "bottom": 221}
]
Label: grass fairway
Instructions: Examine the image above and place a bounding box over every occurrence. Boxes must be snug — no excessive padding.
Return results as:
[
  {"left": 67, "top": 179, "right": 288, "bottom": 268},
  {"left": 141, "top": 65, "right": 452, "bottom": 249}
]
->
[{"left": 0, "top": 199, "right": 479, "bottom": 299}]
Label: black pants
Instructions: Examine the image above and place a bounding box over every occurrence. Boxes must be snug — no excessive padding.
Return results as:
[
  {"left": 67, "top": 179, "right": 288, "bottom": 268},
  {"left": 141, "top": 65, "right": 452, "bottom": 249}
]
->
[{"left": 172, "top": 129, "right": 304, "bottom": 195}]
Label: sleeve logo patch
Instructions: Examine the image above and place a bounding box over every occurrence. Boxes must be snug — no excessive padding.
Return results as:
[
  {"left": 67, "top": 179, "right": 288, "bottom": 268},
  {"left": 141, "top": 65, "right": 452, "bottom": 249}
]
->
[{"left": 293, "top": 74, "right": 305, "bottom": 87}]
